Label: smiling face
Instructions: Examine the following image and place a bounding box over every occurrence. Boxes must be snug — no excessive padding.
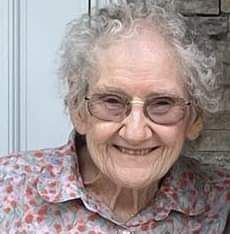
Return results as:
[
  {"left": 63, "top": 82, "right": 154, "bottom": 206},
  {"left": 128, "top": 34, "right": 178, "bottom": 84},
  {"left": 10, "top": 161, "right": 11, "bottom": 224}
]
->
[{"left": 72, "top": 29, "right": 194, "bottom": 189}]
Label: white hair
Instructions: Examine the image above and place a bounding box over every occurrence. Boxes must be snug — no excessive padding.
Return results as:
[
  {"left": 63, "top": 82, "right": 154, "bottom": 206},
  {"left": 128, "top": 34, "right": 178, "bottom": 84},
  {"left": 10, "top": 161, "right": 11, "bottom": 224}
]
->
[{"left": 58, "top": 0, "right": 222, "bottom": 115}]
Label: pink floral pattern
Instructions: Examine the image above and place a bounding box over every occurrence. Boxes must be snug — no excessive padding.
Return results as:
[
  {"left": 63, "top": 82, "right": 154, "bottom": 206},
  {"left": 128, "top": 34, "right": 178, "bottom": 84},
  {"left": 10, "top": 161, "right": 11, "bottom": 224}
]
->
[{"left": 0, "top": 132, "right": 229, "bottom": 233}]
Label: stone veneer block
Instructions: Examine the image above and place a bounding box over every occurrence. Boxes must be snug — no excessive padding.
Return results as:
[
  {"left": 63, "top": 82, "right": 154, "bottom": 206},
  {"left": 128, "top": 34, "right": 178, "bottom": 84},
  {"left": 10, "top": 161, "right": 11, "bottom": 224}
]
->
[
  {"left": 186, "top": 152, "right": 230, "bottom": 169},
  {"left": 206, "top": 112, "right": 230, "bottom": 130},
  {"left": 222, "top": 42, "right": 230, "bottom": 64},
  {"left": 176, "top": 0, "right": 219, "bottom": 15},
  {"left": 223, "top": 64, "right": 230, "bottom": 85},
  {"left": 222, "top": 0, "right": 230, "bottom": 12},
  {"left": 224, "top": 88, "right": 230, "bottom": 111},
  {"left": 217, "top": 40, "right": 230, "bottom": 64},
  {"left": 190, "top": 130, "right": 230, "bottom": 151},
  {"left": 188, "top": 16, "right": 228, "bottom": 35}
]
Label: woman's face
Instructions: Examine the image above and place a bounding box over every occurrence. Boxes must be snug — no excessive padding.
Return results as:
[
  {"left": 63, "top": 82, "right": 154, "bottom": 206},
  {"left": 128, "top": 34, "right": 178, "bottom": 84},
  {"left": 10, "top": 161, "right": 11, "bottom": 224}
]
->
[{"left": 73, "top": 31, "right": 194, "bottom": 189}]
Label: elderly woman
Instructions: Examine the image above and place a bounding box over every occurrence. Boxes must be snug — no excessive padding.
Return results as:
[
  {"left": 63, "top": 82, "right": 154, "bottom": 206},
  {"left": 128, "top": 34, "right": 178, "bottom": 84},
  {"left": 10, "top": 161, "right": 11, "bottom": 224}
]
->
[{"left": 0, "top": 1, "right": 229, "bottom": 233}]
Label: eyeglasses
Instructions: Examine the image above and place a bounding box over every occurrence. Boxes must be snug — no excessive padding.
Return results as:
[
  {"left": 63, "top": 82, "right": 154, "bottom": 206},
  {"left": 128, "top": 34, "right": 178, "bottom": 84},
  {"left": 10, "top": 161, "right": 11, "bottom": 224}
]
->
[{"left": 85, "top": 93, "right": 191, "bottom": 125}]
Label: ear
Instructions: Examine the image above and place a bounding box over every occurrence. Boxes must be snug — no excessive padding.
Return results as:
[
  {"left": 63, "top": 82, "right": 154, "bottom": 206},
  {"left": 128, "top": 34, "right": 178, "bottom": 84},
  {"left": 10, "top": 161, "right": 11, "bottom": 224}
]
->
[
  {"left": 186, "top": 115, "right": 203, "bottom": 141},
  {"left": 70, "top": 107, "right": 88, "bottom": 135}
]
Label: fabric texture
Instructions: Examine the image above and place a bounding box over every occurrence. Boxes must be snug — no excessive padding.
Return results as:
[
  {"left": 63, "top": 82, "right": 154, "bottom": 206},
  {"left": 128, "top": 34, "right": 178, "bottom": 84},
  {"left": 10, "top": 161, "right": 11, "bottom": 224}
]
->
[{"left": 0, "top": 132, "right": 229, "bottom": 234}]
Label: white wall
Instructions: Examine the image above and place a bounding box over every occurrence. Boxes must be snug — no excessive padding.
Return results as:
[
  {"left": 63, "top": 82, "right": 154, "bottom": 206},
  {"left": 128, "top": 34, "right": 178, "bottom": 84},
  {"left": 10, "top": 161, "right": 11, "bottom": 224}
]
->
[{"left": 0, "top": 0, "right": 89, "bottom": 155}]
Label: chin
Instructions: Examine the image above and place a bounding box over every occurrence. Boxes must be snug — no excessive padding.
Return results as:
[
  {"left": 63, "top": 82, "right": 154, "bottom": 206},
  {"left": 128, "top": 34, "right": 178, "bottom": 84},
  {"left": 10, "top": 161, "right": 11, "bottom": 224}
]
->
[{"left": 106, "top": 165, "right": 159, "bottom": 189}]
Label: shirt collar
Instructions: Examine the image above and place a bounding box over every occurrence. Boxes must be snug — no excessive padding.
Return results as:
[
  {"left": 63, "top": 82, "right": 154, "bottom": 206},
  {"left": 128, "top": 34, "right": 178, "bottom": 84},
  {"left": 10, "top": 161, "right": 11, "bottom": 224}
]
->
[
  {"left": 149, "top": 157, "right": 209, "bottom": 220},
  {"left": 37, "top": 130, "right": 85, "bottom": 203},
  {"left": 37, "top": 130, "right": 208, "bottom": 221}
]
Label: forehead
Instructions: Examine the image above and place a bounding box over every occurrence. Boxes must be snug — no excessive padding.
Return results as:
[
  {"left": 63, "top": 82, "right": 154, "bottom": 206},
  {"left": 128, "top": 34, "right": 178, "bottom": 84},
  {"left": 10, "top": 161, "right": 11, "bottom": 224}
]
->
[{"left": 92, "top": 28, "right": 186, "bottom": 97}]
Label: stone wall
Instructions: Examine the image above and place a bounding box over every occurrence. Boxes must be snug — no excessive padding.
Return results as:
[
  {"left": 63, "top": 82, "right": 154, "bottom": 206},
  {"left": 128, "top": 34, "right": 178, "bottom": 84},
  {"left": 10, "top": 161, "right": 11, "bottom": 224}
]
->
[{"left": 175, "top": 0, "right": 230, "bottom": 169}]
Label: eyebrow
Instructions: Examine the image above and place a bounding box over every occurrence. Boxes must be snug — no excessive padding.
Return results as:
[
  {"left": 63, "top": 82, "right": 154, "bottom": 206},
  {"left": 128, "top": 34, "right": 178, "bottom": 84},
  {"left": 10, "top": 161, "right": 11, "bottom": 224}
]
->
[
  {"left": 92, "top": 86, "right": 183, "bottom": 99},
  {"left": 145, "top": 91, "right": 184, "bottom": 99},
  {"left": 92, "top": 86, "right": 130, "bottom": 97}
]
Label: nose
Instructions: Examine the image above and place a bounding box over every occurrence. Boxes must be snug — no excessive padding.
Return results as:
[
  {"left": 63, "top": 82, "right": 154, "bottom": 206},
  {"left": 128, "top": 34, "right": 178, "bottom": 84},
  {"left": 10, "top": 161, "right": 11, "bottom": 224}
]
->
[{"left": 118, "top": 105, "right": 153, "bottom": 144}]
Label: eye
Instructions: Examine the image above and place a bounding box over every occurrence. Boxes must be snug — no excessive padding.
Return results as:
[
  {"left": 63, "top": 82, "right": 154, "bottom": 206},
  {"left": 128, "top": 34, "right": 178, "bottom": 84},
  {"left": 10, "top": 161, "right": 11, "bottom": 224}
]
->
[
  {"left": 102, "top": 95, "right": 122, "bottom": 103},
  {"left": 147, "top": 97, "right": 175, "bottom": 114},
  {"left": 154, "top": 97, "right": 175, "bottom": 106},
  {"left": 100, "top": 95, "right": 126, "bottom": 111}
]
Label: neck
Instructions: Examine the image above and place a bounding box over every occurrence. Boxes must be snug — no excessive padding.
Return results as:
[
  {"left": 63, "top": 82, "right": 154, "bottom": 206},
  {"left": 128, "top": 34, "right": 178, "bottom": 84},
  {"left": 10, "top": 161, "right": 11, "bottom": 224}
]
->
[{"left": 78, "top": 146, "right": 159, "bottom": 223}]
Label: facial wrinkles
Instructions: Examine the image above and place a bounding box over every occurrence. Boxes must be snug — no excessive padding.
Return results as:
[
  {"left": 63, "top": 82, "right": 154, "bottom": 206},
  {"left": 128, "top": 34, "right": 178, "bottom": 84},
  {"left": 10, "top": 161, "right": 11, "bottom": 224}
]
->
[
  {"left": 84, "top": 108, "right": 189, "bottom": 191},
  {"left": 97, "top": 77, "right": 187, "bottom": 105},
  {"left": 97, "top": 59, "right": 185, "bottom": 99},
  {"left": 83, "top": 31, "right": 191, "bottom": 191},
  {"left": 111, "top": 141, "right": 168, "bottom": 186},
  {"left": 114, "top": 144, "right": 182, "bottom": 189},
  {"left": 87, "top": 128, "right": 130, "bottom": 186},
  {"left": 86, "top": 93, "right": 188, "bottom": 164},
  {"left": 119, "top": 100, "right": 189, "bottom": 148},
  {"left": 104, "top": 53, "right": 177, "bottom": 79},
  {"left": 87, "top": 84, "right": 190, "bottom": 149},
  {"left": 160, "top": 147, "right": 181, "bottom": 179},
  {"left": 117, "top": 109, "right": 186, "bottom": 179}
]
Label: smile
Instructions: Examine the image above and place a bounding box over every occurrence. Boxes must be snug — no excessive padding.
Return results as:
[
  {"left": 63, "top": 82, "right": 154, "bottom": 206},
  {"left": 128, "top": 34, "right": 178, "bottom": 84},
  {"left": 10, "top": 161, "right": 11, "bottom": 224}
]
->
[{"left": 113, "top": 145, "right": 159, "bottom": 156}]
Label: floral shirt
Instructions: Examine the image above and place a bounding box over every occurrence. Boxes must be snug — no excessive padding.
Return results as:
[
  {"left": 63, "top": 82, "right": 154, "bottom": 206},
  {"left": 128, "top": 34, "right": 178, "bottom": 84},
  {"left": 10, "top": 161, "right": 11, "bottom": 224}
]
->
[{"left": 0, "top": 132, "right": 229, "bottom": 234}]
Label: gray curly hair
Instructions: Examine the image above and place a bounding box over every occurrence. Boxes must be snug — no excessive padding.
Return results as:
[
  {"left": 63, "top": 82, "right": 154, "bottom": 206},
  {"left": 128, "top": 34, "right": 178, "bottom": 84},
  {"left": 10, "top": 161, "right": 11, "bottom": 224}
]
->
[{"left": 58, "top": 0, "right": 222, "bottom": 115}]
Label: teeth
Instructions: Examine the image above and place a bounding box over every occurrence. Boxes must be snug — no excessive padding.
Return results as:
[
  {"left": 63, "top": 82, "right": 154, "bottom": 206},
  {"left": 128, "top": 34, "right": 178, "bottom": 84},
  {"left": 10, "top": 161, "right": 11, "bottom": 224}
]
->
[{"left": 116, "top": 146, "right": 155, "bottom": 155}]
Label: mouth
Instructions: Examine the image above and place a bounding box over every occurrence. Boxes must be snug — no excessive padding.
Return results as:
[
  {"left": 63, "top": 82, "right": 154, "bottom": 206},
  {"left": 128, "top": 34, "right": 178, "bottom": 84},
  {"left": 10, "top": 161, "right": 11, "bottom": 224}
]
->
[{"left": 113, "top": 145, "right": 160, "bottom": 156}]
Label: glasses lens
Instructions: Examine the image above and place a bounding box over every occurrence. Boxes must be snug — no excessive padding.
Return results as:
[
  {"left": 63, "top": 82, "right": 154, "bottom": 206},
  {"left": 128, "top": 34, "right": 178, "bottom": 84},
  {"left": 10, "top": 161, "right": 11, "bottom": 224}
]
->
[
  {"left": 146, "top": 96, "right": 186, "bottom": 125},
  {"left": 87, "top": 94, "right": 127, "bottom": 121}
]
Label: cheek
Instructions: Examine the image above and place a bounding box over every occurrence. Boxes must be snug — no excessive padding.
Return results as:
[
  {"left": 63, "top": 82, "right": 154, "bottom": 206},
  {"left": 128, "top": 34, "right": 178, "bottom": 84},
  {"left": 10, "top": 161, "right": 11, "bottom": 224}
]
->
[
  {"left": 156, "top": 124, "right": 188, "bottom": 147},
  {"left": 85, "top": 122, "right": 119, "bottom": 167},
  {"left": 86, "top": 121, "right": 120, "bottom": 144}
]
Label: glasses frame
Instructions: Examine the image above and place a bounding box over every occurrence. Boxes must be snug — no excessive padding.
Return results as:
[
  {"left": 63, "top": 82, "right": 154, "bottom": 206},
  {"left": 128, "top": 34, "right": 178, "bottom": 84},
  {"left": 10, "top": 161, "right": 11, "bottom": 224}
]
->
[{"left": 85, "top": 94, "right": 192, "bottom": 125}]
